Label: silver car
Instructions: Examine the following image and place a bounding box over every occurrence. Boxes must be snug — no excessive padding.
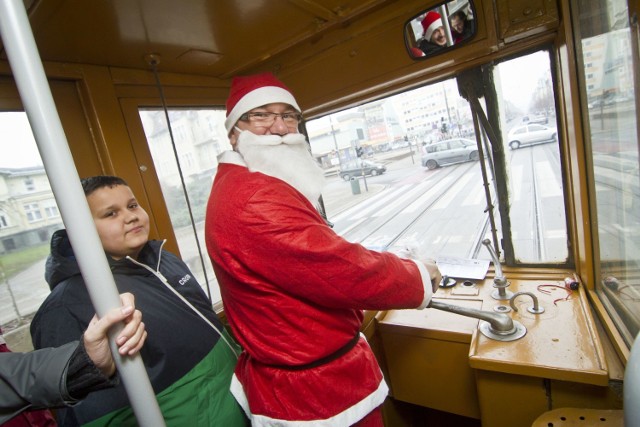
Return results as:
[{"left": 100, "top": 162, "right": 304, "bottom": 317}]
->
[
  {"left": 507, "top": 124, "right": 557, "bottom": 149},
  {"left": 421, "top": 138, "right": 479, "bottom": 170}
]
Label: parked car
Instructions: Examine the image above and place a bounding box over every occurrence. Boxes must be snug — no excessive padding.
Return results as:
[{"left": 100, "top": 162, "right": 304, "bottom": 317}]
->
[
  {"left": 421, "top": 138, "right": 479, "bottom": 170},
  {"left": 507, "top": 124, "right": 557, "bottom": 149},
  {"left": 590, "top": 94, "right": 632, "bottom": 109},
  {"left": 522, "top": 114, "right": 548, "bottom": 124},
  {"left": 339, "top": 160, "right": 387, "bottom": 180},
  {"left": 588, "top": 98, "right": 604, "bottom": 109}
]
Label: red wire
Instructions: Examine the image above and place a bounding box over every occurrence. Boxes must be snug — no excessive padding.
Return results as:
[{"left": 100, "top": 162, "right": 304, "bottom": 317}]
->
[{"left": 537, "top": 284, "right": 572, "bottom": 305}]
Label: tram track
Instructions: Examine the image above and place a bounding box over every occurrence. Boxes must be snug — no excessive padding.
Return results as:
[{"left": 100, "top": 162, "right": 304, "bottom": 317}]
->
[
  {"left": 339, "top": 162, "right": 481, "bottom": 253},
  {"left": 529, "top": 146, "right": 545, "bottom": 260},
  {"left": 334, "top": 143, "right": 566, "bottom": 263},
  {"left": 510, "top": 143, "right": 565, "bottom": 262}
]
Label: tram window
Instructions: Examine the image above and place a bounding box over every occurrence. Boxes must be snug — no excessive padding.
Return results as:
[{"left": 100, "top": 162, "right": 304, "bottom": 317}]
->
[
  {"left": 574, "top": 0, "right": 640, "bottom": 345},
  {"left": 139, "top": 108, "right": 231, "bottom": 305},
  {"left": 307, "top": 78, "right": 495, "bottom": 261},
  {"left": 309, "top": 50, "right": 569, "bottom": 267},
  {"left": 405, "top": 0, "right": 476, "bottom": 59},
  {"left": 0, "top": 112, "right": 61, "bottom": 350},
  {"left": 494, "top": 51, "right": 569, "bottom": 264}
]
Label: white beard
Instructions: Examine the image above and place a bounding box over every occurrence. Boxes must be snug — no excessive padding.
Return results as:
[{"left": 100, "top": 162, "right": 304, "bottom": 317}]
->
[{"left": 235, "top": 131, "right": 326, "bottom": 206}]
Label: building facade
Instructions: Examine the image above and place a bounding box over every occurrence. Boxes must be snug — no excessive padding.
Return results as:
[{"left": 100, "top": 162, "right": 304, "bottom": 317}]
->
[{"left": 0, "top": 167, "right": 62, "bottom": 254}]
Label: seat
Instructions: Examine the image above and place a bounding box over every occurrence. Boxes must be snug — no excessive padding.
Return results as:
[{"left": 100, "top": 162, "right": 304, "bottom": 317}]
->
[
  {"left": 532, "top": 408, "right": 623, "bottom": 426},
  {"left": 532, "top": 332, "right": 639, "bottom": 427}
]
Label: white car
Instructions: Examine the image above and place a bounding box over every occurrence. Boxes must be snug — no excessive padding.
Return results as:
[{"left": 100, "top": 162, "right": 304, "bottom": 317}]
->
[
  {"left": 421, "top": 138, "right": 479, "bottom": 170},
  {"left": 507, "top": 124, "right": 557, "bottom": 150},
  {"left": 522, "top": 114, "right": 548, "bottom": 124}
]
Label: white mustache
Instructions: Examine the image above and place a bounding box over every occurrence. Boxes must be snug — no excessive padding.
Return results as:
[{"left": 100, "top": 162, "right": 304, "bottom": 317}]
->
[
  {"left": 236, "top": 131, "right": 307, "bottom": 147},
  {"left": 235, "top": 130, "right": 325, "bottom": 206}
]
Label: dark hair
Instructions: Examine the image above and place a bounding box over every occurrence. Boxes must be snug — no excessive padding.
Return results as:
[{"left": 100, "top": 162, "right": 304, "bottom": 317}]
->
[
  {"left": 451, "top": 10, "right": 467, "bottom": 21},
  {"left": 81, "top": 175, "right": 128, "bottom": 196}
]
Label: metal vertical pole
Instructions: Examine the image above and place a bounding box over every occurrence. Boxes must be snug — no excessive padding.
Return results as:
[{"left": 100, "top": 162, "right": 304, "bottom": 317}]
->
[{"left": 0, "top": 1, "right": 165, "bottom": 425}]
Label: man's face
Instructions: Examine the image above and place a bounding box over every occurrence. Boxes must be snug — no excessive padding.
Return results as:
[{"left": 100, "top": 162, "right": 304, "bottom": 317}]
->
[
  {"left": 431, "top": 27, "right": 447, "bottom": 46},
  {"left": 87, "top": 185, "right": 150, "bottom": 260},
  {"left": 230, "top": 102, "right": 299, "bottom": 147},
  {"left": 451, "top": 16, "right": 464, "bottom": 34},
  {"left": 231, "top": 102, "right": 325, "bottom": 205}
]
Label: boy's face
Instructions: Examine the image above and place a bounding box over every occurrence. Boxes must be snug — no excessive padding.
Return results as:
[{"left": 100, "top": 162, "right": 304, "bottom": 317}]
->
[{"left": 86, "top": 184, "right": 150, "bottom": 260}]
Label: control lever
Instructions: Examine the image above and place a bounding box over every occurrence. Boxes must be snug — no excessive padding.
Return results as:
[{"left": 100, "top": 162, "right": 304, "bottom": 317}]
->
[
  {"left": 482, "top": 239, "right": 513, "bottom": 300},
  {"left": 429, "top": 300, "right": 526, "bottom": 342}
]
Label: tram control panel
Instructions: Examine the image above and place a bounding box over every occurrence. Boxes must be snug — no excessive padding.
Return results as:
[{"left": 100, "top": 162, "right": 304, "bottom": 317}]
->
[{"left": 377, "top": 241, "right": 610, "bottom": 427}]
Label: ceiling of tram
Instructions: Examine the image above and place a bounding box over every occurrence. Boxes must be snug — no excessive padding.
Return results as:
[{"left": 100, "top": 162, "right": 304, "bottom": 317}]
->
[{"left": 0, "top": 0, "right": 395, "bottom": 78}]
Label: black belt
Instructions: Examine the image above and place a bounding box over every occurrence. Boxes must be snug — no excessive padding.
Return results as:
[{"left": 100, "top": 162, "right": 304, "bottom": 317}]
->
[{"left": 262, "top": 333, "right": 361, "bottom": 371}]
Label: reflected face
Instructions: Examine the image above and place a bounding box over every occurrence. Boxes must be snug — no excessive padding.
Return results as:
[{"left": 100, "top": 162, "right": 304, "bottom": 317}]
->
[
  {"left": 431, "top": 27, "right": 447, "bottom": 46},
  {"left": 87, "top": 185, "right": 150, "bottom": 260},
  {"left": 451, "top": 16, "right": 464, "bottom": 33}
]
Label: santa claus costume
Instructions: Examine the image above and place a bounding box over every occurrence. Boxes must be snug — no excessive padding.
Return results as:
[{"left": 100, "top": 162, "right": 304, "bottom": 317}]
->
[{"left": 206, "top": 73, "right": 433, "bottom": 426}]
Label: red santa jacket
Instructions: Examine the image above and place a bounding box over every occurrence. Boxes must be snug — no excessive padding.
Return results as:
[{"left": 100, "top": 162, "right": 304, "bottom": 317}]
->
[{"left": 205, "top": 152, "right": 432, "bottom": 426}]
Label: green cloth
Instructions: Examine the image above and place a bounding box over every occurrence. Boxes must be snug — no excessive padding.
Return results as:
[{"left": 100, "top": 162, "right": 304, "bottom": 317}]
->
[{"left": 85, "top": 335, "right": 247, "bottom": 427}]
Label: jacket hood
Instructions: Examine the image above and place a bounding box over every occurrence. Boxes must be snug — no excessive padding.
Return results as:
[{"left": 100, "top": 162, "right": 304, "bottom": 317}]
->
[
  {"left": 45, "top": 229, "right": 80, "bottom": 290},
  {"left": 45, "top": 229, "right": 162, "bottom": 291}
]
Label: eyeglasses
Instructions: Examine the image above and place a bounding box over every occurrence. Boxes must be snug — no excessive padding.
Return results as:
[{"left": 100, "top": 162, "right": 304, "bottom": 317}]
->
[{"left": 239, "top": 111, "right": 303, "bottom": 127}]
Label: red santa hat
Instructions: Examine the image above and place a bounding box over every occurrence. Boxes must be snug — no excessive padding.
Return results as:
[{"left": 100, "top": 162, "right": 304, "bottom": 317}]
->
[
  {"left": 225, "top": 72, "right": 301, "bottom": 134},
  {"left": 421, "top": 11, "right": 443, "bottom": 41}
]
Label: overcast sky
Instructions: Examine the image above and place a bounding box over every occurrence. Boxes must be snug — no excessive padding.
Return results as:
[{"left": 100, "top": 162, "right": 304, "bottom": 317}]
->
[
  {"left": 496, "top": 51, "right": 550, "bottom": 112},
  {"left": 0, "top": 112, "right": 42, "bottom": 168}
]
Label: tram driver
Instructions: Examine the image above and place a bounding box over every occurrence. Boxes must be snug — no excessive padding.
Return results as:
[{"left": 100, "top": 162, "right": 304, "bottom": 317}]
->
[{"left": 205, "top": 72, "right": 442, "bottom": 427}]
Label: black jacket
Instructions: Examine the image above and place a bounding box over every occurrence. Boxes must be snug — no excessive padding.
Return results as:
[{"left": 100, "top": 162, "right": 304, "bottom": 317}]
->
[
  {"left": 418, "top": 38, "right": 445, "bottom": 55},
  {"left": 30, "top": 229, "right": 242, "bottom": 426}
]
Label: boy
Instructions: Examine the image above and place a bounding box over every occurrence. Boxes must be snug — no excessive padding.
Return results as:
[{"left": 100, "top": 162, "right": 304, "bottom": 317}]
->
[{"left": 31, "top": 176, "right": 246, "bottom": 426}]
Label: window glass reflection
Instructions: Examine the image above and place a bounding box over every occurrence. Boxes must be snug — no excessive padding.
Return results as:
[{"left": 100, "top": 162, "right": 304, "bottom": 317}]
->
[
  {"left": 139, "top": 108, "right": 230, "bottom": 305},
  {"left": 406, "top": 0, "right": 476, "bottom": 58},
  {"left": 576, "top": 0, "right": 640, "bottom": 344}
]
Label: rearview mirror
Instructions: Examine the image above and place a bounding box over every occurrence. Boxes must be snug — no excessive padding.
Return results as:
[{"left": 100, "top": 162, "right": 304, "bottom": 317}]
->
[{"left": 405, "top": 0, "right": 476, "bottom": 59}]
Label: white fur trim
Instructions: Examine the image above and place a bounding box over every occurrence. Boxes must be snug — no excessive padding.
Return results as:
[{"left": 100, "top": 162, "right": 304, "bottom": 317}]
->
[
  {"left": 225, "top": 86, "right": 301, "bottom": 133},
  {"left": 230, "top": 374, "right": 252, "bottom": 420},
  {"left": 229, "top": 336, "right": 390, "bottom": 426},
  {"left": 231, "top": 375, "right": 388, "bottom": 427},
  {"left": 409, "top": 259, "right": 434, "bottom": 309},
  {"left": 217, "top": 150, "right": 246, "bottom": 166}
]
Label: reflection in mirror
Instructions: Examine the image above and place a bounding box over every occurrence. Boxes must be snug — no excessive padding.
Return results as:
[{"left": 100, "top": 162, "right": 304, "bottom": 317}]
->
[{"left": 405, "top": 0, "right": 476, "bottom": 59}]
